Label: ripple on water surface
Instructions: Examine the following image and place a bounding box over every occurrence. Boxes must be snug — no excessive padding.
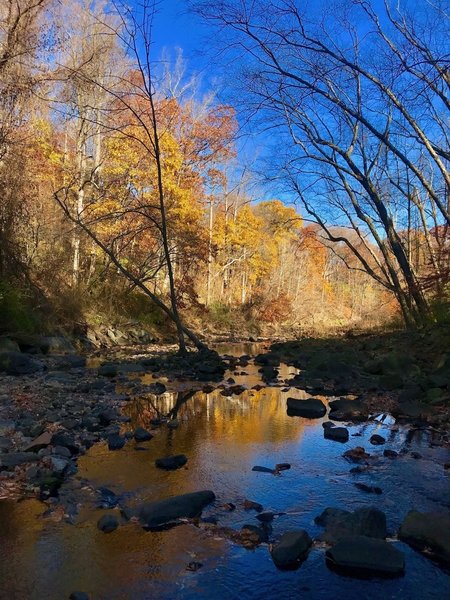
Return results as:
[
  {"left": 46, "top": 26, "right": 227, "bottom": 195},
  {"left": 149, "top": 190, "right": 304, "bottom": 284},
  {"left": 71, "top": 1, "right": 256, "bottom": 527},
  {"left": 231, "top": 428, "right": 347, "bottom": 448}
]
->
[{"left": 0, "top": 348, "right": 449, "bottom": 600}]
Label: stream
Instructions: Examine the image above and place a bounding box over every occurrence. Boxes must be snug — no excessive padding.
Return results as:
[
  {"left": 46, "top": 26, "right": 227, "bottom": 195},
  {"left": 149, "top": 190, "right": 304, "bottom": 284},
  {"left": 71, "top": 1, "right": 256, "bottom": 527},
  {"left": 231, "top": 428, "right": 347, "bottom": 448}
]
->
[{"left": 0, "top": 343, "right": 449, "bottom": 599}]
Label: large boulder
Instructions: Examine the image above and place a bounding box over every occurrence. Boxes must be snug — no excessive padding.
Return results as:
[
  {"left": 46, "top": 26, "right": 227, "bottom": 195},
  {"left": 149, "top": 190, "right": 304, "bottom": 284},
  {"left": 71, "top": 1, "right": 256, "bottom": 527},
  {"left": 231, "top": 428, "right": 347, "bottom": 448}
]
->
[
  {"left": 315, "top": 506, "right": 387, "bottom": 543},
  {"left": 326, "top": 535, "right": 405, "bottom": 577},
  {"left": 271, "top": 530, "right": 312, "bottom": 569},
  {"left": 287, "top": 398, "right": 326, "bottom": 418},
  {"left": 139, "top": 490, "right": 216, "bottom": 529},
  {"left": 398, "top": 511, "right": 450, "bottom": 565},
  {"left": 0, "top": 351, "right": 43, "bottom": 375}
]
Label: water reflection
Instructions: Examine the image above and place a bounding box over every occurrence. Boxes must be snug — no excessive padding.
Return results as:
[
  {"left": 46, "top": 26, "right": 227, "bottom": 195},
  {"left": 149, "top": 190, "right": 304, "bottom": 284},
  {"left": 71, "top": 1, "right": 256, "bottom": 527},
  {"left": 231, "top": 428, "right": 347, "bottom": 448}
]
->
[{"left": 0, "top": 351, "right": 449, "bottom": 600}]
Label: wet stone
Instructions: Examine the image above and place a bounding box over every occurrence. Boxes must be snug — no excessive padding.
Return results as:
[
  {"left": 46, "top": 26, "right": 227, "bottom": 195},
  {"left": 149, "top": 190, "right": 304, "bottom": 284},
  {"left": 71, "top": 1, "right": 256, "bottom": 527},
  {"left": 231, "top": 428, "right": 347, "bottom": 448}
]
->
[
  {"left": 133, "top": 427, "right": 153, "bottom": 442},
  {"left": 286, "top": 398, "right": 326, "bottom": 419},
  {"left": 326, "top": 535, "right": 405, "bottom": 577},
  {"left": 97, "top": 514, "right": 119, "bottom": 533},
  {"left": 155, "top": 454, "right": 187, "bottom": 470},
  {"left": 370, "top": 434, "right": 386, "bottom": 445},
  {"left": 324, "top": 426, "right": 349, "bottom": 442},
  {"left": 271, "top": 530, "right": 312, "bottom": 569},
  {"left": 399, "top": 511, "right": 450, "bottom": 565},
  {"left": 107, "top": 434, "right": 126, "bottom": 451}
]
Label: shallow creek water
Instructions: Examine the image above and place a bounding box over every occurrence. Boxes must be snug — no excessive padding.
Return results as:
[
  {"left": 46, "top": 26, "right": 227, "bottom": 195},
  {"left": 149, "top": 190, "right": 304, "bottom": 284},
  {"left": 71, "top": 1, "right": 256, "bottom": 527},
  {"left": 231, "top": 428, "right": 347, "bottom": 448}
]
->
[{"left": 0, "top": 344, "right": 449, "bottom": 599}]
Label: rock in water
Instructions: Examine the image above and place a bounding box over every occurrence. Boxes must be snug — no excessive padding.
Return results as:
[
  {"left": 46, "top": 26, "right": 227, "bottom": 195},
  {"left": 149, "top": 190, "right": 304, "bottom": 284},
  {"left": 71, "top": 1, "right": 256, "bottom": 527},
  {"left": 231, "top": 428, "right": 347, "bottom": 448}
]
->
[
  {"left": 315, "top": 506, "right": 387, "bottom": 543},
  {"left": 107, "top": 434, "right": 126, "bottom": 450},
  {"left": 139, "top": 490, "right": 215, "bottom": 529},
  {"left": 133, "top": 427, "right": 153, "bottom": 442},
  {"left": 155, "top": 454, "right": 187, "bottom": 470},
  {"left": 271, "top": 530, "right": 312, "bottom": 569},
  {"left": 244, "top": 499, "right": 263, "bottom": 512},
  {"left": 324, "top": 426, "right": 349, "bottom": 442},
  {"left": 370, "top": 434, "right": 386, "bottom": 445},
  {"left": 286, "top": 398, "right": 327, "bottom": 418},
  {"left": 252, "top": 465, "right": 276, "bottom": 474},
  {"left": 326, "top": 535, "right": 405, "bottom": 577},
  {"left": 354, "top": 483, "right": 382, "bottom": 495},
  {"left": 97, "top": 514, "right": 119, "bottom": 533},
  {"left": 398, "top": 511, "right": 450, "bottom": 565}
]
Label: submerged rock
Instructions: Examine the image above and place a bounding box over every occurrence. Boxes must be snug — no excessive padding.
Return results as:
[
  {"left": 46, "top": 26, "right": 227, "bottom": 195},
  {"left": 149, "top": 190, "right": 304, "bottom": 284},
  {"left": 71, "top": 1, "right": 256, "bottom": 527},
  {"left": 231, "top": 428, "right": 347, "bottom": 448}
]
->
[
  {"left": 243, "top": 499, "right": 263, "bottom": 512},
  {"left": 398, "top": 511, "right": 450, "bottom": 565},
  {"left": 271, "top": 530, "right": 312, "bottom": 569},
  {"left": 155, "top": 454, "right": 187, "bottom": 470},
  {"left": 286, "top": 398, "right": 326, "bottom": 419},
  {"left": 139, "top": 490, "right": 216, "bottom": 529},
  {"left": 97, "top": 514, "right": 119, "bottom": 533},
  {"left": 354, "top": 482, "right": 383, "bottom": 495},
  {"left": 326, "top": 535, "right": 405, "bottom": 577},
  {"left": 343, "top": 446, "right": 371, "bottom": 463}
]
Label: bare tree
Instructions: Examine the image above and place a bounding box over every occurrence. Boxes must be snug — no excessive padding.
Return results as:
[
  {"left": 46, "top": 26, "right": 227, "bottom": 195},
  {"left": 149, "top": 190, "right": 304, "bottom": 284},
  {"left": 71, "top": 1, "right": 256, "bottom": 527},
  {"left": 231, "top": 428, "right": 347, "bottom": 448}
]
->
[{"left": 192, "top": 0, "right": 449, "bottom": 325}]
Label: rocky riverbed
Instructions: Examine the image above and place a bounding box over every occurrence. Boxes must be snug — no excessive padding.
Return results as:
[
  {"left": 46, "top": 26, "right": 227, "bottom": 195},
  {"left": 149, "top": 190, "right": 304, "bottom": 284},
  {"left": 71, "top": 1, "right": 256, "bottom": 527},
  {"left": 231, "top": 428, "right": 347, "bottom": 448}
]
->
[{"left": 0, "top": 334, "right": 449, "bottom": 599}]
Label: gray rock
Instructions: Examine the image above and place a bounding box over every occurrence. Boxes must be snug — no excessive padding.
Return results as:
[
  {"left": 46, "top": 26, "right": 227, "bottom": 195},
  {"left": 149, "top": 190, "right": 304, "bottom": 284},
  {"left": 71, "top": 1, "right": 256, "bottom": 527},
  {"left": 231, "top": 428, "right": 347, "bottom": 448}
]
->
[
  {"left": 107, "top": 434, "right": 126, "bottom": 450},
  {"left": 326, "top": 535, "right": 405, "bottom": 577},
  {"left": 399, "top": 511, "right": 450, "bottom": 565},
  {"left": 51, "top": 432, "right": 79, "bottom": 455},
  {"left": 155, "top": 454, "right": 187, "bottom": 470},
  {"left": 139, "top": 490, "right": 215, "bottom": 529},
  {"left": 52, "top": 445, "right": 72, "bottom": 458},
  {"left": 23, "top": 431, "right": 52, "bottom": 452},
  {"left": 324, "top": 426, "right": 349, "bottom": 442},
  {"left": 49, "top": 456, "right": 69, "bottom": 474},
  {"left": 133, "top": 427, "right": 153, "bottom": 442},
  {"left": 0, "top": 351, "right": 43, "bottom": 375},
  {"left": 271, "top": 530, "right": 312, "bottom": 568},
  {"left": 97, "top": 514, "right": 119, "bottom": 533},
  {"left": 315, "top": 506, "right": 387, "bottom": 543},
  {"left": 287, "top": 398, "right": 326, "bottom": 418},
  {"left": 98, "top": 409, "right": 118, "bottom": 426},
  {"left": 0, "top": 452, "right": 40, "bottom": 469}
]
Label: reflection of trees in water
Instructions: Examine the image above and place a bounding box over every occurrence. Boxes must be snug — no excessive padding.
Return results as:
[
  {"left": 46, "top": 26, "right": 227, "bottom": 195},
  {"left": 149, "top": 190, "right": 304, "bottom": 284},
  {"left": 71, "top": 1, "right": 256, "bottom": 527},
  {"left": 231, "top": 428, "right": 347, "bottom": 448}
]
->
[{"left": 123, "top": 387, "right": 321, "bottom": 446}]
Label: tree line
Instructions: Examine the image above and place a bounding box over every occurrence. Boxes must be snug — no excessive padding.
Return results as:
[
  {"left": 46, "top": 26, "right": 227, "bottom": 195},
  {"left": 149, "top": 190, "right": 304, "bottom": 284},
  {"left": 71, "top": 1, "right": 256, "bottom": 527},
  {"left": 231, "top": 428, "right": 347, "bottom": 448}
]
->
[{"left": 0, "top": 0, "right": 447, "bottom": 351}]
